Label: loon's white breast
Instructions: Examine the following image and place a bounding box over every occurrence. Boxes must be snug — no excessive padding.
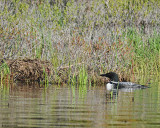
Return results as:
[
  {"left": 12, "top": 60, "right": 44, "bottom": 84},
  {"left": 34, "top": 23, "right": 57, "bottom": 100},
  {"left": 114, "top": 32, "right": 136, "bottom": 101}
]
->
[{"left": 106, "top": 83, "right": 114, "bottom": 91}]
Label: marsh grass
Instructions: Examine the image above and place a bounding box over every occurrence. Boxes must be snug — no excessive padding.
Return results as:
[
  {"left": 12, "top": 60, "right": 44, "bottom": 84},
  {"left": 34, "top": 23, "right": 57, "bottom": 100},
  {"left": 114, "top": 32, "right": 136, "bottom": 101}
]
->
[
  {"left": 0, "top": 0, "right": 160, "bottom": 85},
  {"left": 127, "top": 28, "right": 160, "bottom": 75}
]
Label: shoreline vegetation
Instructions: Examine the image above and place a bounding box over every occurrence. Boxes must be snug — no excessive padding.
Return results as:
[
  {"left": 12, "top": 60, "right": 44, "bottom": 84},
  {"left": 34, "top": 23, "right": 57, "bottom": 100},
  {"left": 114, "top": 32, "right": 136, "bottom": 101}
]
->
[{"left": 0, "top": 0, "right": 160, "bottom": 86}]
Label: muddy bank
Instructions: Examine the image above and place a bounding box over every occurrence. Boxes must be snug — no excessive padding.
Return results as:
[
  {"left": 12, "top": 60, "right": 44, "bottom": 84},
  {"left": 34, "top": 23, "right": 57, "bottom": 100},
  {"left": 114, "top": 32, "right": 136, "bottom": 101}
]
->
[{"left": 3, "top": 59, "right": 51, "bottom": 82}]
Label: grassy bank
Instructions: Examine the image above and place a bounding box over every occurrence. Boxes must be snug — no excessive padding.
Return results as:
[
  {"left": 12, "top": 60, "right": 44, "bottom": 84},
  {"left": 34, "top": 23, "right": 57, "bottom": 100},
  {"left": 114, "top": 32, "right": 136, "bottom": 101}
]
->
[{"left": 0, "top": 0, "right": 159, "bottom": 85}]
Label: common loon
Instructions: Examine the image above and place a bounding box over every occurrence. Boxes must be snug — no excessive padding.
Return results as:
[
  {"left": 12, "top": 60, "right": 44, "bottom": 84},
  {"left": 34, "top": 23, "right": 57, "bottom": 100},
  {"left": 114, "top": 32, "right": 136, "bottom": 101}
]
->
[{"left": 100, "top": 72, "right": 149, "bottom": 90}]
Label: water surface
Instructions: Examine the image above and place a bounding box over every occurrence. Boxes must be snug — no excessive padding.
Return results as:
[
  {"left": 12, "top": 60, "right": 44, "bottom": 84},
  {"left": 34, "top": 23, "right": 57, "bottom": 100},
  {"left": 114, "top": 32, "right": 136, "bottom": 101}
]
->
[{"left": 0, "top": 76, "right": 159, "bottom": 128}]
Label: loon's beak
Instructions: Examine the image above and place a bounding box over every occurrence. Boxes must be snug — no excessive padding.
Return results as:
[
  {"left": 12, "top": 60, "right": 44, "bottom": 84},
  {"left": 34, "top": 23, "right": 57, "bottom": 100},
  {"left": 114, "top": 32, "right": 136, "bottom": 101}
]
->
[{"left": 100, "top": 74, "right": 106, "bottom": 77}]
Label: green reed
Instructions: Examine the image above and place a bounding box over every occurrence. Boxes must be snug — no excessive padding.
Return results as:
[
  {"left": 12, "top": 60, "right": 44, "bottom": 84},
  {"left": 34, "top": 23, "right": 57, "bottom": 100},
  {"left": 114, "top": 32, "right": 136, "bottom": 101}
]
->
[
  {"left": 77, "top": 65, "right": 88, "bottom": 97},
  {"left": 78, "top": 65, "right": 88, "bottom": 86},
  {"left": 0, "top": 61, "right": 10, "bottom": 87},
  {"left": 43, "top": 67, "right": 49, "bottom": 87}
]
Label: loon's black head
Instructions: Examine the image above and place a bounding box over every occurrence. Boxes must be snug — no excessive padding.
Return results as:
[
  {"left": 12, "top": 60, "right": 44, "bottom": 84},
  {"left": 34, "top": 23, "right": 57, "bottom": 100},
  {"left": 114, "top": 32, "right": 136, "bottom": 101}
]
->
[{"left": 100, "top": 72, "right": 119, "bottom": 82}]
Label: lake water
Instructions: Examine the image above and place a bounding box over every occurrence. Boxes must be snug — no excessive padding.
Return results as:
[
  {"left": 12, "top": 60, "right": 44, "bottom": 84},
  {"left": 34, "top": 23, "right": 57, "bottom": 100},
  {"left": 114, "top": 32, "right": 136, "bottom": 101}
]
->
[{"left": 0, "top": 76, "right": 159, "bottom": 128}]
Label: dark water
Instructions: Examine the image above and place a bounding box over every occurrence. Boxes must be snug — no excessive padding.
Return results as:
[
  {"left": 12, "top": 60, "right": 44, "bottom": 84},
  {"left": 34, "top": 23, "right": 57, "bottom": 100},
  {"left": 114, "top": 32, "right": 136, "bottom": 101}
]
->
[{"left": 0, "top": 76, "right": 159, "bottom": 128}]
